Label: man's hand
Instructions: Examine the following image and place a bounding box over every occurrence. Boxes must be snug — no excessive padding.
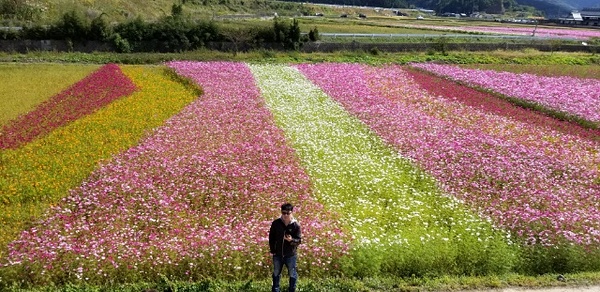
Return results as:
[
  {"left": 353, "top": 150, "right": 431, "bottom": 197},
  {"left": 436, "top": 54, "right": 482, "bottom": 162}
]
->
[{"left": 285, "top": 234, "right": 292, "bottom": 242}]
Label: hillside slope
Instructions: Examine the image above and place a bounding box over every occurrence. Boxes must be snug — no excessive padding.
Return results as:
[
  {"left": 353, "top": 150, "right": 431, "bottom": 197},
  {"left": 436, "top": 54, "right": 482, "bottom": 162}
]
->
[
  {"left": 4, "top": 0, "right": 598, "bottom": 24},
  {"left": 517, "top": 0, "right": 599, "bottom": 16},
  {"left": 3, "top": 0, "right": 304, "bottom": 23}
]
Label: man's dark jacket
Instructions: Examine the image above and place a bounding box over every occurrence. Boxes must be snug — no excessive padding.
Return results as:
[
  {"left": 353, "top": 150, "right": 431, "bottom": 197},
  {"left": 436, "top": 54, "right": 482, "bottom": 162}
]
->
[{"left": 269, "top": 218, "right": 302, "bottom": 257}]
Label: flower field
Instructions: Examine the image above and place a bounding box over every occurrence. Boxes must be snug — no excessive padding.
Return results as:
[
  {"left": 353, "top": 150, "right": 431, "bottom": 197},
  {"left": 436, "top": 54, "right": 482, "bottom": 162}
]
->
[
  {"left": 459, "top": 64, "right": 600, "bottom": 80},
  {"left": 0, "top": 63, "right": 98, "bottom": 125},
  {"left": 0, "top": 65, "right": 200, "bottom": 267},
  {"left": 398, "top": 24, "right": 600, "bottom": 40},
  {"left": 1, "top": 61, "right": 600, "bottom": 287},
  {"left": 411, "top": 63, "right": 600, "bottom": 126},
  {"left": 0, "top": 64, "right": 136, "bottom": 149}
]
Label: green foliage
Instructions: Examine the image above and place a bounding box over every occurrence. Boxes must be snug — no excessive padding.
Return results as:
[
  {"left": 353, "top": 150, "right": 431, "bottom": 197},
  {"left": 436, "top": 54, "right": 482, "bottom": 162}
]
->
[
  {"left": 0, "top": 27, "right": 20, "bottom": 40},
  {"left": 110, "top": 15, "right": 219, "bottom": 52},
  {"left": 171, "top": 3, "right": 184, "bottom": 17},
  {"left": 339, "top": 230, "right": 517, "bottom": 279},
  {"left": 516, "top": 244, "right": 600, "bottom": 275},
  {"left": 0, "top": 0, "right": 41, "bottom": 21},
  {"left": 308, "top": 26, "right": 320, "bottom": 42},
  {"left": 89, "top": 14, "right": 111, "bottom": 41},
  {"left": 49, "top": 10, "right": 90, "bottom": 41},
  {"left": 149, "top": 16, "right": 193, "bottom": 52},
  {"left": 432, "top": 36, "right": 449, "bottom": 55},
  {"left": 110, "top": 33, "right": 132, "bottom": 53},
  {"left": 112, "top": 16, "right": 150, "bottom": 50},
  {"left": 3, "top": 272, "right": 600, "bottom": 291},
  {"left": 272, "top": 17, "right": 302, "bottom": 50},
  {"left": 21, "top": 24, "right": 49, "bottom": 39}
]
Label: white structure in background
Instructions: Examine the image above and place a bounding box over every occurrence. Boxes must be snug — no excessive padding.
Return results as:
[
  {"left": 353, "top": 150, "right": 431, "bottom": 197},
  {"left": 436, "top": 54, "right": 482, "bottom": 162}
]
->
[{"left": 558, "top": 8, "right": 600, "bottom": 27}]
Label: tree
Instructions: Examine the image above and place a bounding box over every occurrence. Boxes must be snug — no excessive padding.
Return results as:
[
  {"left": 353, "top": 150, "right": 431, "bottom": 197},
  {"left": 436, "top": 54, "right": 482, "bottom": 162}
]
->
[{"left": 221, "top": 26, "right": 257, "bottom": 55}]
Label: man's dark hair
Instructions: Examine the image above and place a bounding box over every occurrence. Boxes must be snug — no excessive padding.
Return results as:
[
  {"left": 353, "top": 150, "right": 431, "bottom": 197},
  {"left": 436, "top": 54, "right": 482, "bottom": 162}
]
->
[{"left": 281, "top": 203, "right": 294, "bottom": 212}]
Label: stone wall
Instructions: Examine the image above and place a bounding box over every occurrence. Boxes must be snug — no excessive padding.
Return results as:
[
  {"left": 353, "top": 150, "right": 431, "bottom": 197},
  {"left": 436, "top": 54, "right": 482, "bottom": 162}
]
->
[{"left": 0, "top": 39, "right": 596, "bottom": 54}]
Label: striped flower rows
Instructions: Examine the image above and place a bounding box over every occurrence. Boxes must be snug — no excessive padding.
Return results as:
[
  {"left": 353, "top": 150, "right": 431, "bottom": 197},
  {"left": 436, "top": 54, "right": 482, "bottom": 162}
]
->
[
  {"left": 0, "top": 64, "right": 136, "bottom": 149},
  {"left": 2, "top": 62, "right": 346, "bottom": 283},
  {"left": 411, "top": 63, "right": 600, "bottom": 124},
  {"left": 250, "top": 64, "right": 513, "bottom": 275},
  {"left": 403, "top": 68, "right": 600, "bottom": 170},
  {"left": 296, "top": 63, "right": 600, "bottom": 247},
  {"left": 0, "top": 66, "right": 199, "bottom": 262},
  {"left": 2, "top": 62, "right": 599, "bottom": 285}
]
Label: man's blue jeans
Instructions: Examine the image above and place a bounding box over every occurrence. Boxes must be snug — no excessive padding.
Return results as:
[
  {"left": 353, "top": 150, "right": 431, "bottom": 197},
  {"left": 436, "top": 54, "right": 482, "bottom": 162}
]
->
[{"left": 272, "top": 255, "right": 297, "bottom": 292}]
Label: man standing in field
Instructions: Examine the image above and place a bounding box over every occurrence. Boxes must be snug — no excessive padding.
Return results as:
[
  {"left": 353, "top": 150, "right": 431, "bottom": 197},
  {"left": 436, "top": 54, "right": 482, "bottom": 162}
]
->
[{"left": 269, "top": 203, "right": 302, "bottom": 292}]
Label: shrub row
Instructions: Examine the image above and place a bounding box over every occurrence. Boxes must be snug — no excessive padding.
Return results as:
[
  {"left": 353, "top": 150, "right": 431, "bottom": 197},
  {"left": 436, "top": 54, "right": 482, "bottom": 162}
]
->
[{"left": 0, "top": 6, "right": 320, "bottom": 52}]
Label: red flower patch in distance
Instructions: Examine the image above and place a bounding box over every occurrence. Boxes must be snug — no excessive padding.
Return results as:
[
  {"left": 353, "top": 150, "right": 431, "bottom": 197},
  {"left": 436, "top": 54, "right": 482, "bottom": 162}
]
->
[{"left": 0, "top": 64, "right": 137, "bottom": 149}]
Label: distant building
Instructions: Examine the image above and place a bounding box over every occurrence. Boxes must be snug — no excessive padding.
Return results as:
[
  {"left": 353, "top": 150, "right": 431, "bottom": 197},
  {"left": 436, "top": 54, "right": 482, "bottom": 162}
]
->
[{"left": 558, "top": 8, "right": 600, "bottom": 27}]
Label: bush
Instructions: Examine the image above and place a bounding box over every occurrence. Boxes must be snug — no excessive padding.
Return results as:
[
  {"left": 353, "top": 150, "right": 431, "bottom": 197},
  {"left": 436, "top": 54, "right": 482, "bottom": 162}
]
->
[
  {"left": 113, "top": 16, "right": 150, "bottom": 51},
  {"left": 21, "top": 24, "right": 49, "bottom": 40},
  {"left": 49, "top": 10, "right": 90, "bottom": 41},
  {"left": 308, "top": 26, "right": 320, "bottom": 42},
  {"left": 0, "top": 0, "right": 41, "bottom": 21},
  {"left": 89, "top": 14, "right": 111, "bottom": 41},
  {"left": 110, "top": 33, "right": 132, "bottom": 53},
  {"left": 0, "top": 27, "right": 20, "bottom": 40},
  {"left": 516, "top": 244, "right": 600, "bottom": 275},
  {"left": 111, "top": 15, "right": 219, "bottom": 52},
  {"left": 272, "top": 17, "right": 302, "bottom": 50},
  {"left": 149, "top": 16, "right": 192, "bottom": 52}
]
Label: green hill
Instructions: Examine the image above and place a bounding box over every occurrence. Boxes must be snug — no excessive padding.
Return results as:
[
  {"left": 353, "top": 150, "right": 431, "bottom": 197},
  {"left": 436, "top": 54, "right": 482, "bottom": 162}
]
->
[{"left": 0, "top": 0, "right": 308, "bottom": 24}]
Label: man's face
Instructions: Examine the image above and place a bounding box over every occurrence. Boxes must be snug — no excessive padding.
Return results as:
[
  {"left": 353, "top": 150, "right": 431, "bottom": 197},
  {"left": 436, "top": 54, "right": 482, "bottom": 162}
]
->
[{"left": 281, "top": 210, "right": 292, "bottom": 224}]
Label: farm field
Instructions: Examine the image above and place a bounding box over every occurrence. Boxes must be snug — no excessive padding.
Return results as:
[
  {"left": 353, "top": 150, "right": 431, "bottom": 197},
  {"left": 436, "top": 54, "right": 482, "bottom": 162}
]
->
[
  {"left": 410, "top": 63, "right": 600, "bottom": 128},
  {"left": 0, "top": 61, "right": 599, "bottom": 290},
  {"left": 458, "top": 64, "right": 600, "bottom": 79},
  {"left": 0, "top": 64, "right": 99, "bottom": 125}
]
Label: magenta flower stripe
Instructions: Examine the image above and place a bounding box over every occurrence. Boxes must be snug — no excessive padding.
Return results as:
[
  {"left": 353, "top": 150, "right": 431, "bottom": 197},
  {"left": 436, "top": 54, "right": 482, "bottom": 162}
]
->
[
  {"left": 4, "top": 62, "right": 347, "bottom": 281},
  {"left": 296, "top": 63, "right": 600, "bottom": 246},
  {"left": 0, "top": 64, "right": 137, "bottom": 149},
  {"left": 402, "top": 68, "right": 600, "bottom": 171},
  {"left": 411, "top": 63, "right": 600, "bottom": 124},
  {"left": 398, "top": 23, "right": 600, "bottom": 40}
]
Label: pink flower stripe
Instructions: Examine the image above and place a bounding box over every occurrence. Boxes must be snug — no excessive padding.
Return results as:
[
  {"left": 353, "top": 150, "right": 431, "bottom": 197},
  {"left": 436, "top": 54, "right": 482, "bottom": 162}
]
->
[
  {"left": 403, "top": 68, "right": 600, "bottom": 169},
  {"left": 0, "top": 64, "right": 137, "bottom": 149},
  {"left": 471, "top": 25, "right": 600, "bottom": 40},
  {"left": 398, "top": 23, "right": 600, "bottom": 40},
  {"left": 296, "top": 63, "right": 600, "bottom": 246},
  {"left": 411, "top": 63, "right": 600, "bottom": 124},
  {"left": 4, "top": 62, "right": 348, "bottom": 279}
]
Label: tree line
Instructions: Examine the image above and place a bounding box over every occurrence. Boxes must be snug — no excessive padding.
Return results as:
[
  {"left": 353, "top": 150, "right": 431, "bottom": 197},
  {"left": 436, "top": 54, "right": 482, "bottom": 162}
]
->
[{"left": 0, "top": 5, "right": 321, "bottom": 53}]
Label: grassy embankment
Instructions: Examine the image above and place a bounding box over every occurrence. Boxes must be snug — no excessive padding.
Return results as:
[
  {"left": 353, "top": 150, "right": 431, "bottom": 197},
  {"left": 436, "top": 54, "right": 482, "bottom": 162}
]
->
[{"left": 1, "top": 48, "right": 598, "bottom": 65}]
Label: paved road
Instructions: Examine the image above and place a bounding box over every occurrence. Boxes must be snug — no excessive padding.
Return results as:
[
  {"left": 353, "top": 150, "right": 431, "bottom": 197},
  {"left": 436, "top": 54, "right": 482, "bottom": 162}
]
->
[{"left": 462, "top": 285, "right": 600, "bottom": 292}]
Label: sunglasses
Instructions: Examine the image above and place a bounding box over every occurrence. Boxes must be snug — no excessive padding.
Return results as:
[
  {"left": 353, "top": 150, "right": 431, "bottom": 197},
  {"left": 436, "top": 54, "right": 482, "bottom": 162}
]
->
[{"left": 281, "top": 211, "right": 292, "bottom": 215}]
